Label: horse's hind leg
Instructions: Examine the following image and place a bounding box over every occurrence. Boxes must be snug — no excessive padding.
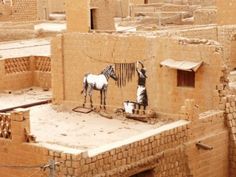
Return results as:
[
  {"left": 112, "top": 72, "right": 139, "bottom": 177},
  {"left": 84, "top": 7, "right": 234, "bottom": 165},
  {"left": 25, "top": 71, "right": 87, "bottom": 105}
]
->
[
  {"left": 88, "top": 87, "right": 93, "bottom": 108},
  {"left": 103, "top": 90, "right": 107, "bottom": 110}
]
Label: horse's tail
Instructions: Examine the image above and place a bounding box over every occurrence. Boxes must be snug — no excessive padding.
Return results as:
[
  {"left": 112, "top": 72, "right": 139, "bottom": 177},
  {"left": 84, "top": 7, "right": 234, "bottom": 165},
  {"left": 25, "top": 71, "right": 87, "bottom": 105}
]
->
[{"left": 81, "top": 74, "right": 89, "bottom": 94}]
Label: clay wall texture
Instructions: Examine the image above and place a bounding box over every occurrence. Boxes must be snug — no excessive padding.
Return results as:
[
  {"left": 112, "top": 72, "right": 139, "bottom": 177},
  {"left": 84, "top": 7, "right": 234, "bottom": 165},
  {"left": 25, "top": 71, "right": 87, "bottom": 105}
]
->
[
  {"left": 115, "top": 0, "right": 129, "bottom": 17},
  {"left": 52, "top": 33, "right": 223, "bottom": 114},
  {"left": 1, "top": 0, "right": 65, "bottom": 21},
  {"left": 0, "top": 56, "right": 51, "bottom": 91},
  {"left": 216, "top": 0, "right": 236, "bottom": 25},
  {"left": 37, "top": 0, "right": 65, "bottom": 20},
  {"left": 157, "top": 25, "right": 236, "bottom": 72},
  {"left": 66, "top": 0, "right": 117, "bottom": 32},
  {"left": 36, "top": 0, "right": 48, "bottom": 20},
  {"left": 11, "top": 0, "right": 37, "bottom": 21},
  {"left": 48, "top": 0, "right": 65, "bottom": 14},
  {"left": 90, "top": 0, "right": 116, "bottom": 30},
  {"left": 193, "top": 8, "right": 216, "bottom": 25},
  {"left": 0, "top": 3, "right": 11, "bottom": 21},
  {"left": 66, "top": 0, "right": 90, "bottom": 32}
]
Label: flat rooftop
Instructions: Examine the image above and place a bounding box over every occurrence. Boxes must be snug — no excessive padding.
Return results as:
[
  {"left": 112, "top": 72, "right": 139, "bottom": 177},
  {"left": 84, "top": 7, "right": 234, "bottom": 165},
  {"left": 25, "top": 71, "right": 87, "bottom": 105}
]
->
[
  {"left": 0, "top": 38, "right": 50, "bottom": 60},
  {"left": 0, "top": 88, "right": 188, "bottom": 154},
  {"left": 34, "top": 22, "right": 66, "bottom": 32}
]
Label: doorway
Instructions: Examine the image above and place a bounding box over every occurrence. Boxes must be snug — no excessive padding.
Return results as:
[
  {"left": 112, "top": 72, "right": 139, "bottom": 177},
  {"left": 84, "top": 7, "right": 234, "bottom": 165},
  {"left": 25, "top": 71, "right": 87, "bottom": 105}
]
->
[{"left": 90, "top": 8, "right": 97, "bottom": 30}]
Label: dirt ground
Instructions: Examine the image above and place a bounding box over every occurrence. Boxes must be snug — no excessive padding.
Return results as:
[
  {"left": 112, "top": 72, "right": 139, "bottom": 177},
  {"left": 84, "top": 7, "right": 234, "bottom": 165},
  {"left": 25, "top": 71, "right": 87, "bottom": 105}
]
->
[
  {"left": 0, "top": 87, "right": 51, "bottom": 109},
  {"left": 0, "top": 87, "right": 168, "bottom": 153},
  {"left": 0, "top": 38, "right": 50, "bottom": 59}
]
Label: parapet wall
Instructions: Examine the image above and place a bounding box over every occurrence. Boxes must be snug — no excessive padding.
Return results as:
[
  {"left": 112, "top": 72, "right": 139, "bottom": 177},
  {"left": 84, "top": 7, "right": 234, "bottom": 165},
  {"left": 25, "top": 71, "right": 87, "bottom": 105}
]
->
[{"left": 0, "top": 56, "right": 51, "bottom": 91}]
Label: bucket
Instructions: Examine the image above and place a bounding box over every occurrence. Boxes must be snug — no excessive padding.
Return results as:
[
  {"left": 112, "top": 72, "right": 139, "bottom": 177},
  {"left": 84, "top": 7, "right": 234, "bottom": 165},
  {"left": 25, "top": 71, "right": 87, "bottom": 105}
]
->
[{"left": 123, "top": 101, "right": 135, "bottom": 114}]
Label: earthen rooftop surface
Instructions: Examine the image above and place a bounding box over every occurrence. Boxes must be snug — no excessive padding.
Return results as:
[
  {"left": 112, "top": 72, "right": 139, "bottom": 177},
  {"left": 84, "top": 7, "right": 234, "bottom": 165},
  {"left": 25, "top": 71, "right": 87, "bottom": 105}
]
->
[
  {"left": 34, "top": 22, "right": 66, "bottom": 32},
  {"left": 0, "top": 39, "right": 50, "bottom": 59},
  {"left": 0, "top": 88, "right": 188, "bottom": 154}
]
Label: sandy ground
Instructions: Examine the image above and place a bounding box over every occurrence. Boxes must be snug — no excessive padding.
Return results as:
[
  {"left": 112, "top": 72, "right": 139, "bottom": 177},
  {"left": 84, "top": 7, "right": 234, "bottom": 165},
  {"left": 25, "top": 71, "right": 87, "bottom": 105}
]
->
[
  {"left": 30, "top": 104, "right": 161, "bottom": 152},
  {"left": 0, "top": 88, "right": 166, "bottom": 152},
  {"left": 0, "top": 38, "right": 50, "bottom": 59},
  {"left": 0, "top": 87, "right": 52, "bottom": 110},
  {"left": 34, "top": 23, "right": 66, "bottom": 32}
]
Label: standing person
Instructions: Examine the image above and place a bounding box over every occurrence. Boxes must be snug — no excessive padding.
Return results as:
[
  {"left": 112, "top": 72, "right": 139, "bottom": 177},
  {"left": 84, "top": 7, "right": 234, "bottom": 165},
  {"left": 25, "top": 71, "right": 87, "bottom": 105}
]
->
[{"left": 136, "top": 61, "right": 148, "bottom": 114}]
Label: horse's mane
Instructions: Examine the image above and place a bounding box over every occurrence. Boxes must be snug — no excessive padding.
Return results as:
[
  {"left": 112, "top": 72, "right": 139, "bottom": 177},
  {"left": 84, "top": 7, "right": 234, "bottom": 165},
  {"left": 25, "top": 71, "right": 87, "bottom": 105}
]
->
[{"left": 101, "top": 65, "right": 112, "bottom": 74}]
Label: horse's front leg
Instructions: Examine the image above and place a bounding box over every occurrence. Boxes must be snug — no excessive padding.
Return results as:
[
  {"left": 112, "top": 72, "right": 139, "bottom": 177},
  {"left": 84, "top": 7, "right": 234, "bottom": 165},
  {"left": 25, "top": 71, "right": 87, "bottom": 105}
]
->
[{"left": 100, "top": 90, "right": 103, "bottom": 109}]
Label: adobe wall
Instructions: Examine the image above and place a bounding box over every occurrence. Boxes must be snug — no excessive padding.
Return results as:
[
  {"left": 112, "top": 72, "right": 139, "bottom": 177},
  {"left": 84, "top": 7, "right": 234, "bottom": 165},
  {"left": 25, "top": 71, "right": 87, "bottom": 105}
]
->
[
  {"left": 48, "top": 0, "right": 65, "bottom": 14},
  {"left": 217, "top": 26, "right": 236, "bottom": 70},
  {"left": 130, "top": 0, "right": 146, "bottom": 5},
  {"left": 0, "top": 56, "right": 51, "bottom": 91},
  {"left": 66, "top": 0, "right": 90, "bottom": 32},
  {"left": 52, "top": 33, "right": 223, "bottom": 114},
  {"left": 193, "top": 8, "right": 216, "bottom": 25},
  {"left": 36, "top": 0, "right": 48, "bottom": 20},
  {"left": 157, "top": 25, "right": 236, "bottom": 71},
  {"left": 90, "top": 0, "right": 116, "bottom": 30},
  {"left": 216, "top": 0, "right": 236, "bottom": 25},
  {"left": 171, "top": 26, "right": 218, "bottom": 41},
  {"left": 224, "top": 95, "right": 236, "bottom": 177},
  {"left": 115, "top": 0, "right": 129, "bottom": 17},
  {"left": 0, "top": 3, "right": 11, "bottom": 21},
  {"left": 0, "top": 109, "right": 79, "bottom": 177},
  {"left": 130, "top": 3, "right": 193, "bottom": 17},
  {"left": 162, "top": 0, "right": 216, "bottom": 6},
  {"left": 0, "top": 103, "right": 230, "bottom": 177},
  {"left": 11, "top": 0, "right": 37, "bottom": 21},
  {"left": 37, "top": 0, "right": 65, "bottom": 20}
]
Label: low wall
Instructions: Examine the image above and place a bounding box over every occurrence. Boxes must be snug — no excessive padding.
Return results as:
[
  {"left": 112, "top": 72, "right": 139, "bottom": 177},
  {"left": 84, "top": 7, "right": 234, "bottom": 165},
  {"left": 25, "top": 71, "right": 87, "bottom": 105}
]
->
[{"left": 0, "top": 56, "right": 51, "bottom": 91}]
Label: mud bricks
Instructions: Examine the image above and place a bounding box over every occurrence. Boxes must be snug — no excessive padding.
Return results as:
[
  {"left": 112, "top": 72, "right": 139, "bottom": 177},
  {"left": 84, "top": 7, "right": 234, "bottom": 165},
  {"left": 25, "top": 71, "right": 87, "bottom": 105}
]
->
[{"left": 223, "top": 95, "right": 236, "bottom": 177}]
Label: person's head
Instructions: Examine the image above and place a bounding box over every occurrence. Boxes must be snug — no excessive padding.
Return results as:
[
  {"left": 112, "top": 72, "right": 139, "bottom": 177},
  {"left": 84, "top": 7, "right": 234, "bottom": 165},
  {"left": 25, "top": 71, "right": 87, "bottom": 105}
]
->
[{"left": 141, "top": 68, "right": 146, "bottom": 74}]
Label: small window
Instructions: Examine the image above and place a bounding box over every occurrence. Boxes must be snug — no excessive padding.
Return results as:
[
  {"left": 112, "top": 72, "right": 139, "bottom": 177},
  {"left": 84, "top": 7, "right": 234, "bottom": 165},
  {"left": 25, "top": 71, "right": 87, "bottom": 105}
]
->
[
  {"left": 144, "top": 0, "right": 148, "bottom": 4},
  {"left": 177, "top": 70, "right": 195, "bottom": 87}
]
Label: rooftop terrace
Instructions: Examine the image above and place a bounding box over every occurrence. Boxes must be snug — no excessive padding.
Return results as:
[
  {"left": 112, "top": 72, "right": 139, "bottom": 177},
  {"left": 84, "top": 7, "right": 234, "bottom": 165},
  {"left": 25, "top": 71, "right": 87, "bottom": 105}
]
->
[{"left": 0, "top": 88, "right": 188, "bottom": 154}]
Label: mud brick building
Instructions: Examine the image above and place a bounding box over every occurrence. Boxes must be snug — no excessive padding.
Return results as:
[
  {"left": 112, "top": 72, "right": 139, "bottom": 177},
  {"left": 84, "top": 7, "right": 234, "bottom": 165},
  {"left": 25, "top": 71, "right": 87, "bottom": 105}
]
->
[{"left": 0, "top": 0, "right": 236, "bottom": 177}]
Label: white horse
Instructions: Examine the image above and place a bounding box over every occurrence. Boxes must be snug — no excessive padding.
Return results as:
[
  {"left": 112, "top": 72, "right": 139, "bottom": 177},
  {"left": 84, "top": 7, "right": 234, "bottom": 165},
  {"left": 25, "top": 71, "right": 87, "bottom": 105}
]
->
[{"left": 81, "top": 65, "right": 118, "bottom": 109}]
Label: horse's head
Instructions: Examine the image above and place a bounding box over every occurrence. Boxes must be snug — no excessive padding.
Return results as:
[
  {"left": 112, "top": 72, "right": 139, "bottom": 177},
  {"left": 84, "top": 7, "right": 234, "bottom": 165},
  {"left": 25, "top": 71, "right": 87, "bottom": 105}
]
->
[
  {"left": 108, "top": 65, "right": 118, "bottom": 81},
  {"left": 102, "top": 65, "right": 118, "bottom": 81}
]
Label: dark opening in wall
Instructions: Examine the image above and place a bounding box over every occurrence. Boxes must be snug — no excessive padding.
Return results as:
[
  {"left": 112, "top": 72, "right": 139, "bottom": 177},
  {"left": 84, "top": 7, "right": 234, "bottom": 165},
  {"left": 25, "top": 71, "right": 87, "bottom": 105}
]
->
[
  {"left": 144, "top": 0, "right": 148, "bottom": 4},
  {"left": 177, "top": 70, "right": 195, "bottom": 87},
  {"left": 130, "top": 169, "right": 154, "bottom": 177},
  {"left": 90, "top": 9, "right": 97, "bottom": 30}
]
